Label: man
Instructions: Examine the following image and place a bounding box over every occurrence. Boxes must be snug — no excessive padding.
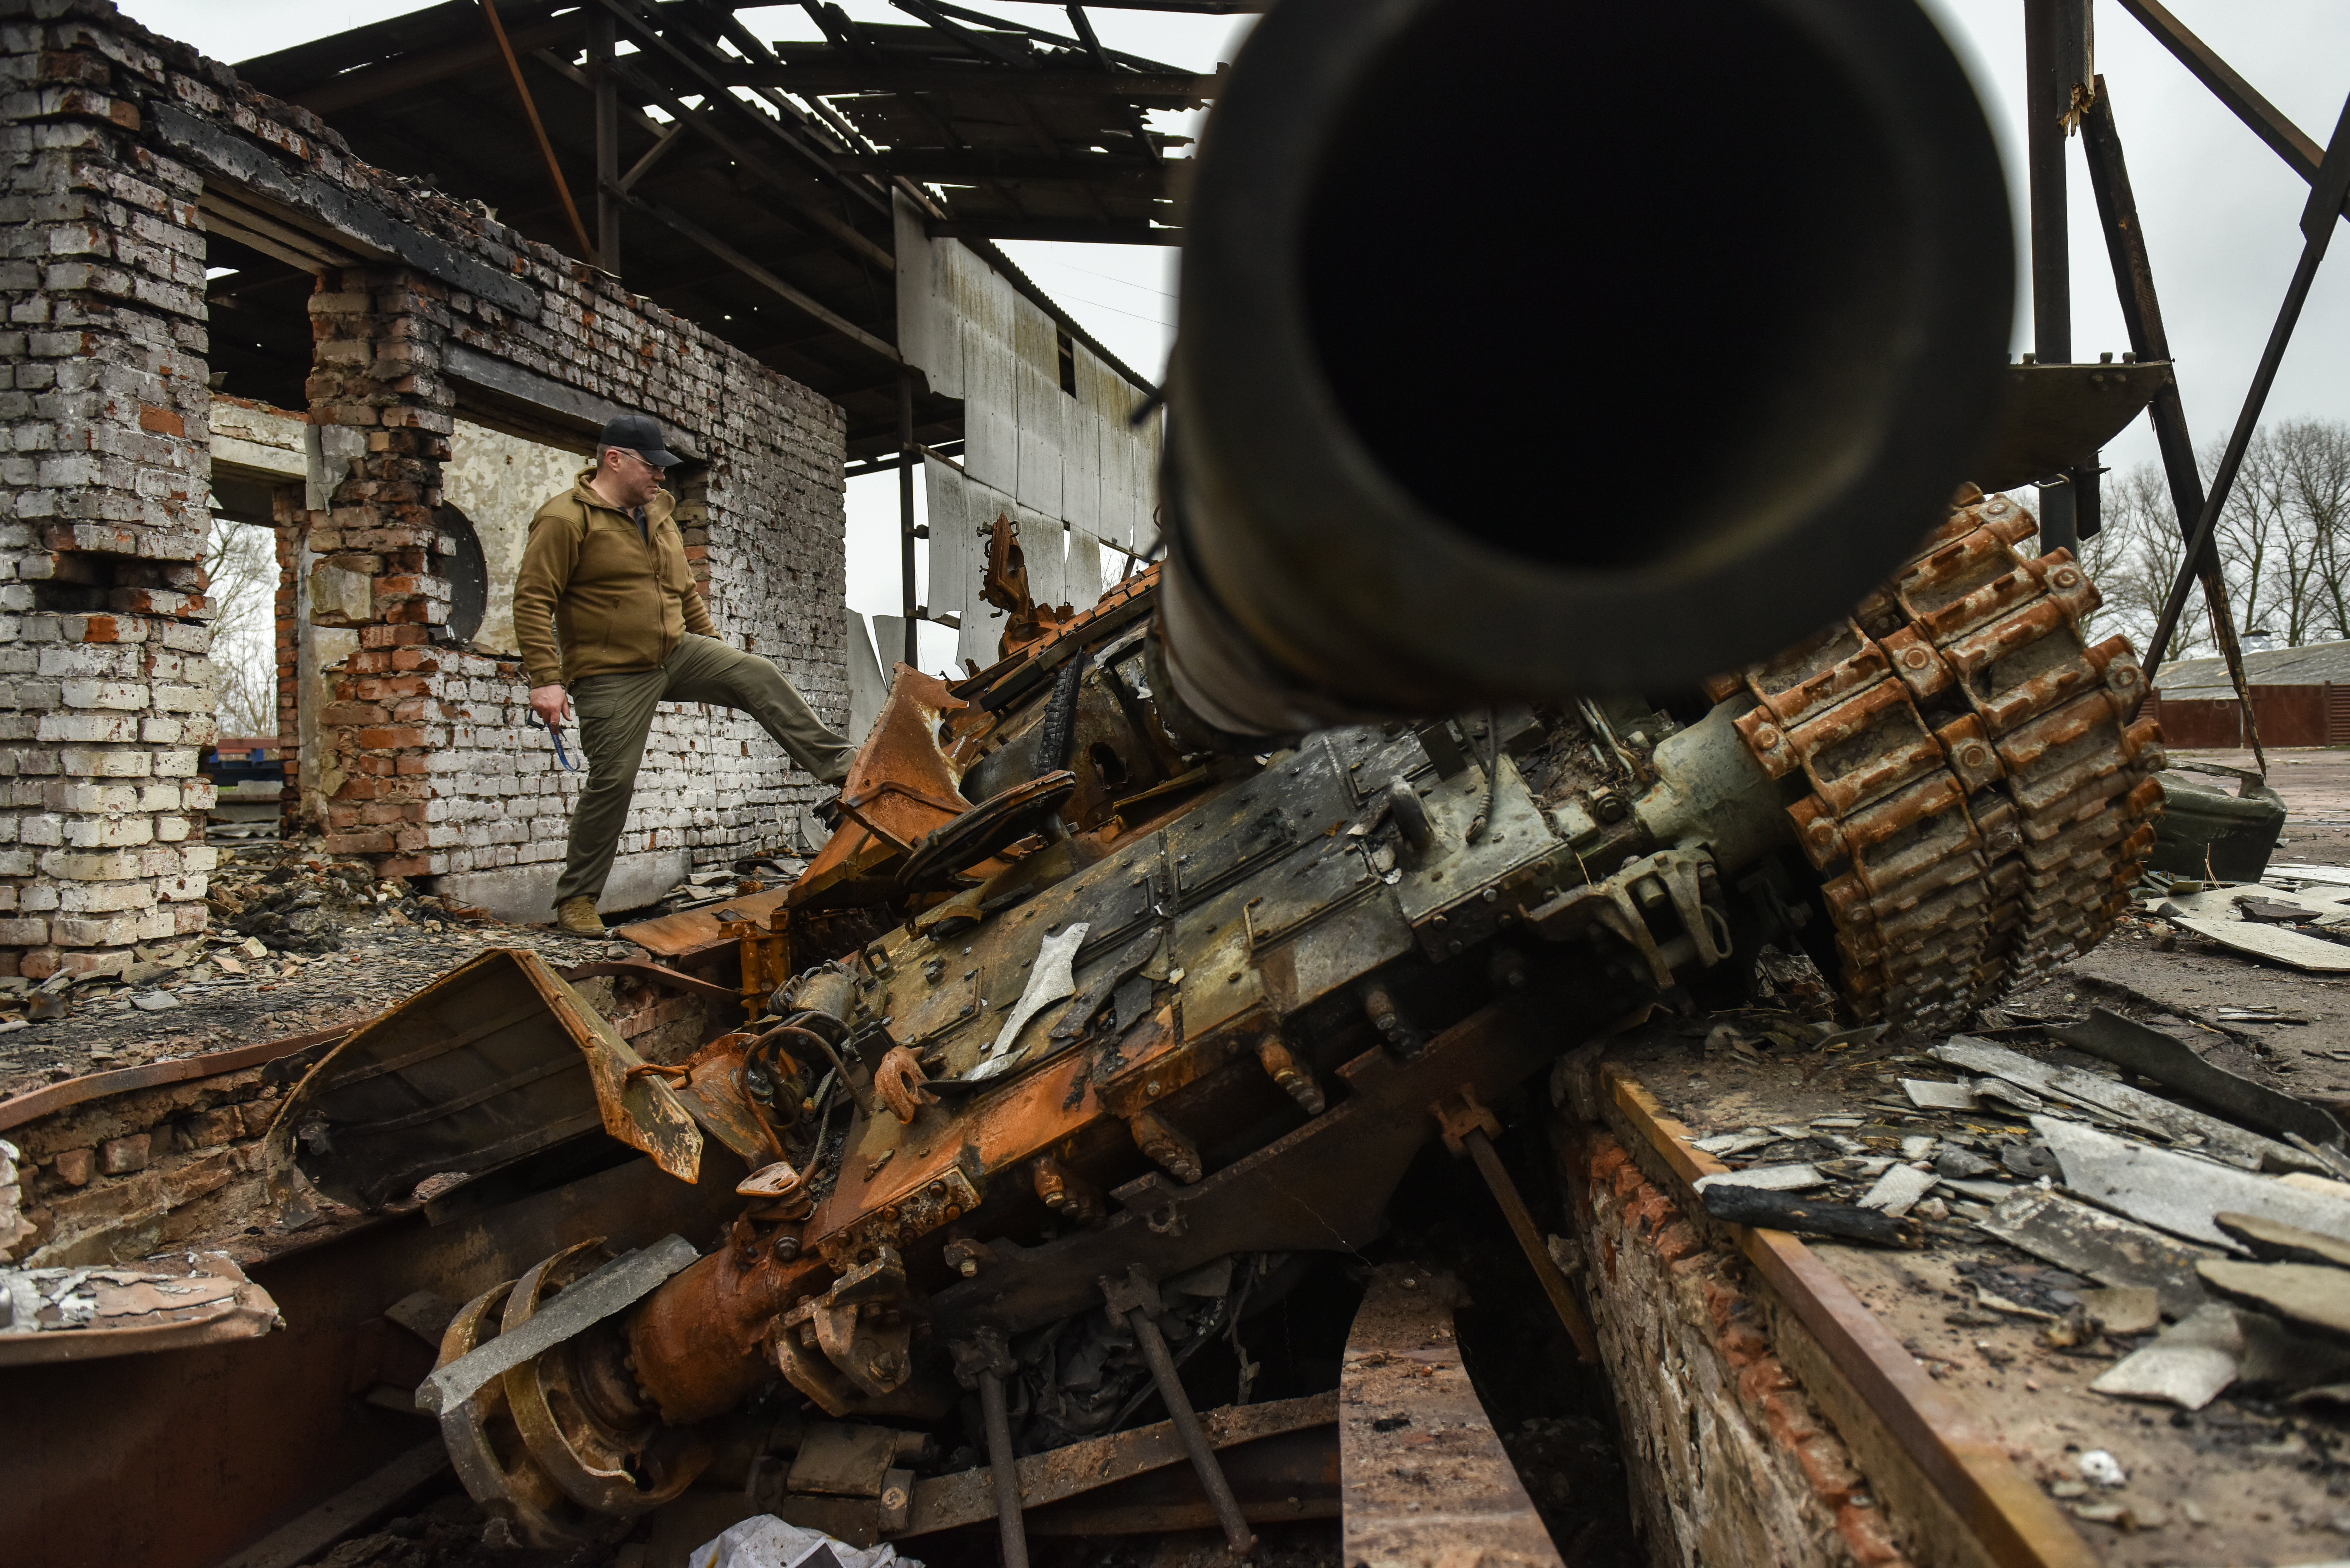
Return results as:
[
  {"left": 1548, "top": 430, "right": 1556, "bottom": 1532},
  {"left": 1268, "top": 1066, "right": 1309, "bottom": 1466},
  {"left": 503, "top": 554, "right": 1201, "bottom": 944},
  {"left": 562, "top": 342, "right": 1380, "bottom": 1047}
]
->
[{"left": 515, "top": 413, "right": 854, "bottom": 936}]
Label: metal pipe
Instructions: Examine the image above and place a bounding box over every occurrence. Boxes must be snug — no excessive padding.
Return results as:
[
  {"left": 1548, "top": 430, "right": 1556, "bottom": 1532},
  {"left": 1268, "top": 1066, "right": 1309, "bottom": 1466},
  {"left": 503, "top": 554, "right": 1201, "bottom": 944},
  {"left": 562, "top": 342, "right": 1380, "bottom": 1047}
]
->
[
  {"left": 899, "top": 370, "right": 920, "bottom": 667},
  {"left": 1460, "top": 1128, "right": 1600, "bottom": 1364},
  {"left": 1121, "top": 1302, "right": 1256, "bottom": 1557},
  {"left": 479, "top": 0, "right": 598, "bottom": 267},
  {"left": 1160, "top": 0, "right": 2014, "bottom": 736},
  {"left": 2146, "top": 92, "right": 2350, "bottom": 673},
  {"left": 977, "top": 1368, "right": 1029, "bottom": 1568}
]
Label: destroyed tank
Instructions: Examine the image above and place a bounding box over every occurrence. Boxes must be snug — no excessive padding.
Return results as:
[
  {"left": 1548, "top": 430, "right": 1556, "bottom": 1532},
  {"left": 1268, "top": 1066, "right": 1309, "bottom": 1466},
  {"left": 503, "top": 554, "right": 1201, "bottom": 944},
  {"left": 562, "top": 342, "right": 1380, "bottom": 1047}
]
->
[{"left": 276, "top": 0, "right": 2167, "bottom": 1547}]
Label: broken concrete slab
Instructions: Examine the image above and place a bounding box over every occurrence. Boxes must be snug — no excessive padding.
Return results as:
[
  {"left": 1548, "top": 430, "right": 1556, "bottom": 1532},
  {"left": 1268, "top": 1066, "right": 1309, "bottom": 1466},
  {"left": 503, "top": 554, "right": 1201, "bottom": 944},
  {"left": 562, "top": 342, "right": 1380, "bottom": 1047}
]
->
[
  {"left": 1975, "top": 1185, "right": 2219, "bottom": 1320},
  {"left": 2196, "top": 1261, "right": 2350, "bottom": 1344},
  {"left": 437, "top": 848, "right": 689, "bottom": 926},
  {"left": 2215, "top": 1211, "right": 2350, "bottom": 1269},
  {"left": 1936, "top": 1037, "right": 2303, "bottom": 1171},
  {"left": 2032, "top": 1116, "right": 2350, "bottom": 1251},
  {"left": 1691, "top": 1129, "right": 1776, "bottom": 1156}
]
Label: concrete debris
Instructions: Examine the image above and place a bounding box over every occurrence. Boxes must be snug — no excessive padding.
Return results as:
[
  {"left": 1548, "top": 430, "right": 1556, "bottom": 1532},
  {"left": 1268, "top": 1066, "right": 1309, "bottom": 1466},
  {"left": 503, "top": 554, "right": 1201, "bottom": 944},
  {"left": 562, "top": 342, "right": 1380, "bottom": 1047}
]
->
[
  {"left": 1691, "top": 1129, "right": 1777, "bottom": 1156},
  {"left": 2031, "top": 1116, "right": 2350, "bottom": 1251},
  {"left": 2167, "top": 913, "right": 2350, "bottom": 971},
  {"left": 2090, "top": 1304, "right": 2246, "bottom": 1409},
  {"left": 2076, "top": 1449, "right": 2127, "bottom": 1488},
  {"left": 2215, "top": 1211, "right": 2350, "bottom": 1268},
  {"left": 2074, "top": 1286, "right": 2161, "bottom": 1335},
  {"left": 2196, "top": 1260, "right": 2350, "bottom": 1344},
  {"left": 2052, "top": 1008, "right": 2349, "bottom": 1150}
]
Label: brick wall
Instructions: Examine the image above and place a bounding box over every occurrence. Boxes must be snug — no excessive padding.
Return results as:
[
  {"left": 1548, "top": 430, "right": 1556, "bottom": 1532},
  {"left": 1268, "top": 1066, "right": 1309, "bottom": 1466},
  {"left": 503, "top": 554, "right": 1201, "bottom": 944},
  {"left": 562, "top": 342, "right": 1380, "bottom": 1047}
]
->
[
  {"left": 0, "top": 0, "right": 848, "bottom": 975},
  {"left": 297, "top": 262, "right": 847, "bottom": 886},
  {"left": 1560, "top": 1128, "right": 1914, "bottom": 1568},
  {"left": 0, "top": 1, "right": 219, "bottom": 977}
]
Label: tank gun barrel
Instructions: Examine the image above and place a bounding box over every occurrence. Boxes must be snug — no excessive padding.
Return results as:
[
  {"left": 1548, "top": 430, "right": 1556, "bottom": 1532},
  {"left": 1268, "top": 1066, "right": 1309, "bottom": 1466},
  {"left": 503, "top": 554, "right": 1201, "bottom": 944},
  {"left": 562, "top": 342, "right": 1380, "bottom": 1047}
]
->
[{"left": 1157, "top": 0, "right": 2016, "bottom": 738}]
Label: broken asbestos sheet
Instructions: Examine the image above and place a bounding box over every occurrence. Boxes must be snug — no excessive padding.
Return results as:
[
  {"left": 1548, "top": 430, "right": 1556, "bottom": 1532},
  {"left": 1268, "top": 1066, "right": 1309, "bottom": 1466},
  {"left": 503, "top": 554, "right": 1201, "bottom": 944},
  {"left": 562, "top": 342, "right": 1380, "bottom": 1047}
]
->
[
  {"left": 2165, "top": 912, "right": 2350, "bottom": 971},
  {"left": 2033, "top": 1116, "right": 2350, "bottom": 1250},
  {"left": 1975, "top": 1186, "right": 2219, "bottom": 1320},
  {"left": 2089, "top": 1298, "right": 2350, "bottom": 1409},
  {"left": 1934, "top": 1036, "right": 2304, "bottom": 1171}
]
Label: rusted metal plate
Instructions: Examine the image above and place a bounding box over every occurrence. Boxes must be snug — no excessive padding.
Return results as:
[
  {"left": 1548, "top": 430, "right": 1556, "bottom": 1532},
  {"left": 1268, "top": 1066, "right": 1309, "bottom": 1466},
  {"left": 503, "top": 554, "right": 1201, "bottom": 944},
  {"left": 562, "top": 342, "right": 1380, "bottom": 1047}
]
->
[
  {"left": 1019, "top": 1423, "right": 1340, "bottom": 1535},
  {"left": 901, "top": 1389, "right": 1336, "bottom": 1535},
  {"left": 1976, "top": 361, "right": 2170, "bottom": 493},
  {"left": 269, "top": 948, "right": 652, "bottom": 1211},
  {"left": 1605, "top": 1067, "right": 2100, "bottom": 1568},
  {"left": 0, "top": 1249, "right": 278, "bottom": 1365},
  {"left": 616, "top": 888, "right": 791, "bottom": 963},
  {"left": 1339, "top": 1263, "right": 1561, "bottom": 1568}
]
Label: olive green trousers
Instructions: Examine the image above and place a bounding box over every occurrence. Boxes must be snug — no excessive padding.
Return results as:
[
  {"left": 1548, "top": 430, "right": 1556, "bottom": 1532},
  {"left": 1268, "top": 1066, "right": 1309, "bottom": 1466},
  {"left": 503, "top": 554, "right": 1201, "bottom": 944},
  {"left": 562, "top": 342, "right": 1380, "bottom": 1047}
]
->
[{"left": 553, "top": 635, "right": 854, "bottom": 909}]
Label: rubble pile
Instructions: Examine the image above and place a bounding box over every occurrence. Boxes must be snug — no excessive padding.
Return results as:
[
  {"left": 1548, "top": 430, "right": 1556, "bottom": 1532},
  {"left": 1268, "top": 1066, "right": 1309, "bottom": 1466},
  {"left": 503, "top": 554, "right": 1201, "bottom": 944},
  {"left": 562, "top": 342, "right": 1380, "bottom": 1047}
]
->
[
  {"left": 1622, "top": 972, "right": 2350, "bottom": 1557},
  {"left": 0, "top": 838, "right": 642, "bottom": 1100}
]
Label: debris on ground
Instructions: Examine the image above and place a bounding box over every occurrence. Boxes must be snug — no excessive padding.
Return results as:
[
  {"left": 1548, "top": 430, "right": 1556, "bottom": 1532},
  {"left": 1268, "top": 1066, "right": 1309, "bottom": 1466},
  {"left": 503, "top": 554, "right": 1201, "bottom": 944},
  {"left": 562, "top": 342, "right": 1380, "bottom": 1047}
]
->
[
  {"left": 0, "top": 833, "right": 751, "bottom": 1102},
  {"left": 1612, "top": 946, "right": 2350, "bottom": 1563}
]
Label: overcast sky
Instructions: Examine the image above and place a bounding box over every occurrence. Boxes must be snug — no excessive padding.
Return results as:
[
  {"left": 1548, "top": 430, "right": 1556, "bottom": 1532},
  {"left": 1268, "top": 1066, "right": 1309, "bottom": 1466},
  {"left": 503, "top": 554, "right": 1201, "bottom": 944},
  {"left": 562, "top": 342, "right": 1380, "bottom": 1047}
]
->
[{"left": 129, "top": 1, "right": 2350, "bottom": 675}]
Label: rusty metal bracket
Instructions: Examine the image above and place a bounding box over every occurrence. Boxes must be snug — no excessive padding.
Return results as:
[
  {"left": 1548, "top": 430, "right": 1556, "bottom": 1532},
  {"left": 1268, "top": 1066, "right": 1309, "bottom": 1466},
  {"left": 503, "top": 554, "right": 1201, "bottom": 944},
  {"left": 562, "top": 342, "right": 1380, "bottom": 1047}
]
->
[
  {"left": 1528, "top": 848, "right": 1725, "bottom": 990},
  {"left": 1430, "top": 1086, "right": 1598, "bottom": 1363}
]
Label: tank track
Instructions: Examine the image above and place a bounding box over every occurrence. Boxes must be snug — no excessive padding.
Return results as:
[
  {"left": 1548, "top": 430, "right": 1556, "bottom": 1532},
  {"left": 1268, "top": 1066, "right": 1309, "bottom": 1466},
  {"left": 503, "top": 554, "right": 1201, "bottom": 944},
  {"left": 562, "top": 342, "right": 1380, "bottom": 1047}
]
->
[{"left": 1720, "top": 491, "right": 2166, "bottom": 1033}]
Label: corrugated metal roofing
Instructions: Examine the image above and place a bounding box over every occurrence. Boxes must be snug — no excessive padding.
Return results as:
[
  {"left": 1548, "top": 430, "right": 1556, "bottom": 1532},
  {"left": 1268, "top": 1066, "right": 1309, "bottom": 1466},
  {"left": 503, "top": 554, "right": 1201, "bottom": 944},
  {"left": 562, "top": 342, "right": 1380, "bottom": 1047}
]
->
[{"left": 2156, "top": 638, "right": 2350, "bottom": 699}]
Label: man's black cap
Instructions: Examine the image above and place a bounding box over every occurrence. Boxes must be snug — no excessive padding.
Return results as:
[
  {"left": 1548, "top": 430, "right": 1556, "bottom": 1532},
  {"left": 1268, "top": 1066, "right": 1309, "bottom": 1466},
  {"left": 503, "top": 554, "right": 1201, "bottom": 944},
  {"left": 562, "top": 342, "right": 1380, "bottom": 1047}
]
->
[{"left": 597, "top": 413, "right": 681, "bottom": 468}]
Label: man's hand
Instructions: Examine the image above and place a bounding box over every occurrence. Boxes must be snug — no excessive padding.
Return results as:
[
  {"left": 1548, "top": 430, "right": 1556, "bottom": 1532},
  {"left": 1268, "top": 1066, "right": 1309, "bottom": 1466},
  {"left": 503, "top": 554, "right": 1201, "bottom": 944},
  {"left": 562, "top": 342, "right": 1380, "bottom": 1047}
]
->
[{"left": 529, "top": 684, "right": 573, "bottom": 727}]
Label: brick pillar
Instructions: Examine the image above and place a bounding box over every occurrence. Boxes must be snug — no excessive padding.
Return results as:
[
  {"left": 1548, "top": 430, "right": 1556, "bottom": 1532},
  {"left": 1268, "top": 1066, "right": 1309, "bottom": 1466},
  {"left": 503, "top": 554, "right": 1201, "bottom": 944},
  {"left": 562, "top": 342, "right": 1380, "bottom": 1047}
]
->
[
  {"left": 0, "top": 13, "right": 218, "bottom": 980},
  {"left": 303, "top": 267, "right": 454, "bottom": 876}
]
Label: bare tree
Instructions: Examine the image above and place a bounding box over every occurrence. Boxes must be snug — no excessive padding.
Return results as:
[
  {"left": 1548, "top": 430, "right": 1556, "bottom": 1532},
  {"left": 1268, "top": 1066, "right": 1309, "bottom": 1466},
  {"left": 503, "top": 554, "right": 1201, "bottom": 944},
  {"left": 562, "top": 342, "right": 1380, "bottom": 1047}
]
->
[
  {"left": 2211, "top": 427, "right": 2293, "bottom": 648},
  {"left": 2281, "top": 418, "right": 2350, "bottom": 641},
  {"left": 2067, "top": 466, "right": 2201, "bottom": 660},
  {"left": 203, "top": 516, "right": 279, "bottom": 739}
]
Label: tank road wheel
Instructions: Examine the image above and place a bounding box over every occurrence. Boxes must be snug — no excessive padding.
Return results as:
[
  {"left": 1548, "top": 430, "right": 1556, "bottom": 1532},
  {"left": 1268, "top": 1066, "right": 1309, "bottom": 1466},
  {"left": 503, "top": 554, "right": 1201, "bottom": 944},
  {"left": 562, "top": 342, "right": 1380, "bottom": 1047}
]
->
[
  {"left": 434, "top": 1280, "right": 601, "bottom": 1545},
  {"left": 1725, "top": 490, "right": 2163, "bottom": 1032},
  {"left": 501, "top": 1239, "right": 712, "bottom": 1519}
]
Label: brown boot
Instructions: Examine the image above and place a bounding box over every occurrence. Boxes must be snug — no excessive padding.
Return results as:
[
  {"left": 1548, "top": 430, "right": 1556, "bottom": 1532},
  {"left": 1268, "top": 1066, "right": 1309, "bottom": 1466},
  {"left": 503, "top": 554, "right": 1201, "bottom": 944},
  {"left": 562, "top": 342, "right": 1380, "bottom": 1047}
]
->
[{"left": 554, "top": 896, "right": 605, "bottom": 937}]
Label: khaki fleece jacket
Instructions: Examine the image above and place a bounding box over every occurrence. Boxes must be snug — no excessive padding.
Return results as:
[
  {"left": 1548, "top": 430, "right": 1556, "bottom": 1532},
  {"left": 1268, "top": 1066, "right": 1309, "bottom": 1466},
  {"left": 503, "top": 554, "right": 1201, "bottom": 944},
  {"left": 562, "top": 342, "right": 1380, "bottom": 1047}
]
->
[{"left": 514, "top": 471, "right": 716, "bottom": 689}]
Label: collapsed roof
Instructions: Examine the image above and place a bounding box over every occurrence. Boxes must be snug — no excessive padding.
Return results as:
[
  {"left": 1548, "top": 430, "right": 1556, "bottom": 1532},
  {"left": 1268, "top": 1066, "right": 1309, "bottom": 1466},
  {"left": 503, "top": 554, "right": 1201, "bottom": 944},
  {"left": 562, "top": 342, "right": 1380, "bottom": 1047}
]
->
[{"left": 228, "top": 0, "right": 1247, "bottom": 462}]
